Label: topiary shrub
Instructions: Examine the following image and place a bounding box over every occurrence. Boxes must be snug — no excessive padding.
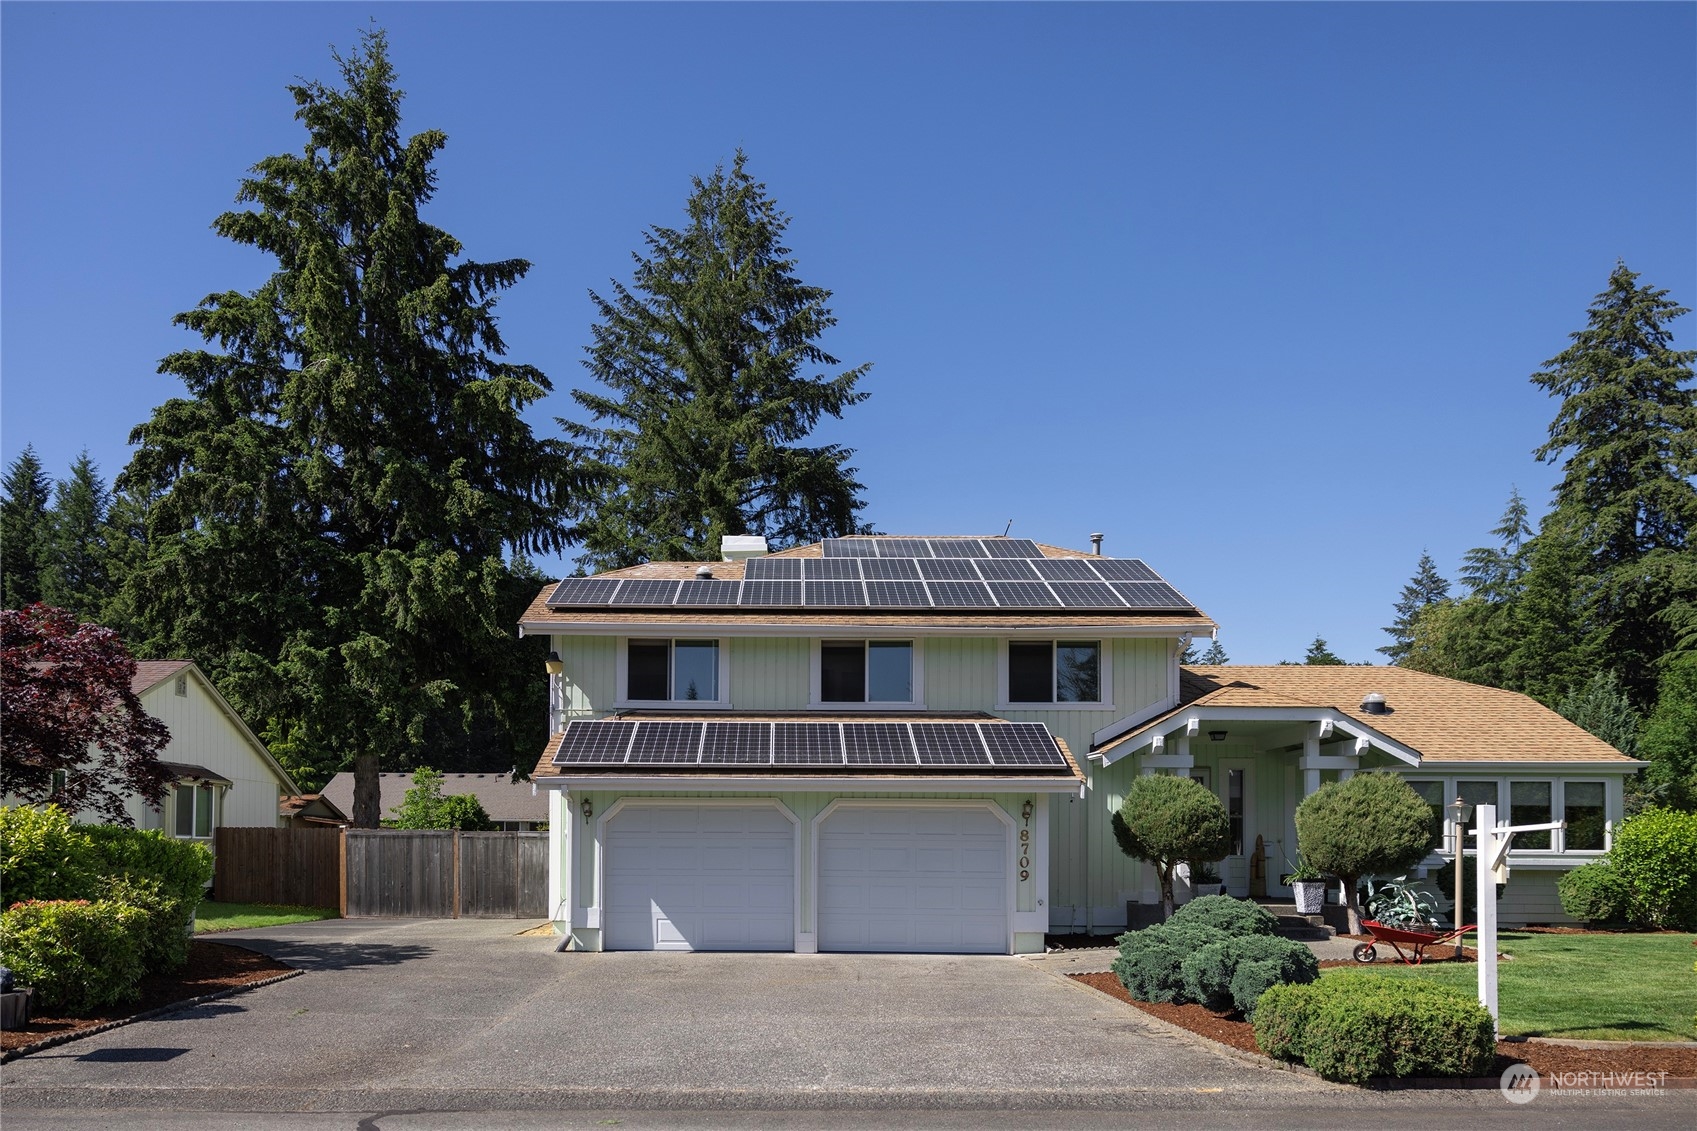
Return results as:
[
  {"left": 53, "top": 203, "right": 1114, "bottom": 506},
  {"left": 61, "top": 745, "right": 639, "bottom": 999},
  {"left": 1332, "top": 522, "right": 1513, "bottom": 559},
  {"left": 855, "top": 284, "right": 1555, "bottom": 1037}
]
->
[
  {"left": 1558, "top": 860, "right": 1631, "bottom": 926},
  {"left": 1610, "top": 807, "right": 1697, "bottom": 930},
  {"left": 1168, "top": 893, "right": 1277, "bottom": 937},
  {"left": 1251, "top": 974, "right": 1497, "bottom": 1084},
  {"left": 0, "top": 805, "right": 100, "bottom": 904},
  {"left": 1111, "top": 775, "right": 1232, "bottom": 919},
  {"left": 0, "top": 898, "right": 147, "bottom": 1014},
  {"left": 1180, "top": 933, "right": 1320, "bottom": 1015},
  {"left": 1295, "top": 774, "right": 1434, "bottom": 934},
  {"left": 1112, "top": 921, "right": 1230, "bottom": 1004},
  {"left": 81, "top": 824, "right": 214, "bottom": 906}
]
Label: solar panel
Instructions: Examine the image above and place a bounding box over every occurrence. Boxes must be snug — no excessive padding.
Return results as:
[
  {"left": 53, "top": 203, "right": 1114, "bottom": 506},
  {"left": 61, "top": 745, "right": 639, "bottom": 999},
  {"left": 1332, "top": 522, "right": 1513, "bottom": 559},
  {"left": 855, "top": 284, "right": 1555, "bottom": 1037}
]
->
[
  {"left": 772, "top": 722, "right": 844, "bottom": 764},
  {"left": 552, "top": 720, "right": 637, "bottom": 764},
  {"left": 986, "top": 581, "right": 1062, "bottom": 607},
  {"left": 979, "top": 539, "right": 1043, "bottom": 558},
  {"left": 1032, "top": 558, "right": 1102, "bottom": 581},
  {"left": 546, "top": 578, "right": 621, "bottom": 606},
  {"left": 927, "top": 581, "right": 998, "bottom": 607},
  {"left": 804, "top": 580, "right": 867, "bottom": 606},
  {"left": 822, "top": 539, "right": 879, "bottom": 557},
  {"left": 980, "top": 723, "right": 1067, "bottom": 767},
  {"left": 802, "top": 558, "right": 862, "bottom": 579},
  {"left": 673, "top": 579, "right": 742, "bottom": 605},
  {"left": 843, "top": 722, "right": 917, "bottom": 765},
  {"left": 1090, "top": 558, "right": 1162, "bottom": 582},
  {"left": 924, "top": 539, "right": 988, "bottom": 557},
  {"left": 864, "top": 580, "right": 931, "bottom": 607},
  {"left": 1049, "top": 581, "right": 1125, "bottom": 608},
  {"left": 860, "top": 558, "right": 921, "bottom": 580},
  {"left": 875, "top": 538, "right": 933, "bottom": 558},
  {"left": 626, "top": 721, "right": 704, "bottom": 764},
  {"left": 700, "top": 722, "right": 772, "bottom": 764},
  {"left": 610, "top": 579, "right": 682, "bottom": 605},
  {"left": 744, "top": 557, "right": 803, "bottom": 579},
  {"left": 911, "top": 723, "right": 991, "bottom": 765},
  {"left": 740, "top": 579, "right": 803, "bottom": 606},
  {"left": 1110, "top": 581, "right": 1192, "bottom": 609},
  {"left": 974, "top": 558, "right": 1041, "bottom": 581},
  {"left": 917, "top": 558, "right": 982, "bottom": 581}
]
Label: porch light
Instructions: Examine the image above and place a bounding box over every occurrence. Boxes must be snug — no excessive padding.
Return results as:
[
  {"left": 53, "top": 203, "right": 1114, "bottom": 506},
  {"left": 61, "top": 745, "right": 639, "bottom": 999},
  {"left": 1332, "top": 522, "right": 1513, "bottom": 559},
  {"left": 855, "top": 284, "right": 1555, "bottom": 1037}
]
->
[
  {"left": 1449, "top": 796, "right": 1474, "bottom": 826},
  {"left": 1208, "top": 731, "right": 1227, "bottom": 742},
  {"left": 581, "top": 798, "right": 593, "bottom": 823},
  {"left": 1021, "top": 799, "right": 1033, "bottom": 821},
  {"left": 545, "top": 651, "right": 563, "bottom": 676}
]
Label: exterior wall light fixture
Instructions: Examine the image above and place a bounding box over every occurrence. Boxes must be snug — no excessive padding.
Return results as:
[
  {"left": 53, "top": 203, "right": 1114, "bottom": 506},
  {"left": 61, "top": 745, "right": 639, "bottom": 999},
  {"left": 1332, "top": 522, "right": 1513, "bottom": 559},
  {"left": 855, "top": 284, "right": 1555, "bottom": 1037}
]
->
[
  {"left": 1208, "top": 731, "right": 1227, "bottom": 742},
  {"left": 1020, "top": 799, "right": 1033, "bottom": 821},
  {"left": 580, "top": 797, "right": 593, "bottom": 823},
  {"left": 545, "top": 650, "right": 564, "bottom": 675}
]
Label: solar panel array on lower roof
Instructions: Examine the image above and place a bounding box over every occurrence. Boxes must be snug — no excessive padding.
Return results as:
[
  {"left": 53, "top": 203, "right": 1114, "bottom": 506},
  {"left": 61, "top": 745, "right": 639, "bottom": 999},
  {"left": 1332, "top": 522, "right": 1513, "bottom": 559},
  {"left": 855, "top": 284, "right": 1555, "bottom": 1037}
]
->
[
  {"left": 544, "top": 544, "right": 1194, "bottom": 611},
  {"left": 550, "top": 719, "right": 1069, "bottom": 770}
]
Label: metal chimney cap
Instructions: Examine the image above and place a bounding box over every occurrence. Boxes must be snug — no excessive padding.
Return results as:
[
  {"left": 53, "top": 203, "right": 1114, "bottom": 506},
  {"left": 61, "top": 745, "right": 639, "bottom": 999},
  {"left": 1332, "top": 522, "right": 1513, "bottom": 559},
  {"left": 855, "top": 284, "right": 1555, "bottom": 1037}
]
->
[
  {"left": 1360, "top": 692, "right": 1388, "bottom": 714},
  {"left": 1090, "top": 532, "right": 1104, "bottom": 555}
]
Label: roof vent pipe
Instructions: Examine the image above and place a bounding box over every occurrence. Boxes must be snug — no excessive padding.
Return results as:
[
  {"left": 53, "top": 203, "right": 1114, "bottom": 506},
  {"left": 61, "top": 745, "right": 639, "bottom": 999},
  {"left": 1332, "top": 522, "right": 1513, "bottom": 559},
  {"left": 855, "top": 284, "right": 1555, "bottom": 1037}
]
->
[
  {"left": 1360, "top": 692, "right": 1388, "bottom": 715},
  {"left": 1090, "top": 532, "right": 1104, "bottom": 555},
  {"left": 695, "top": 565, "right": 714, "bottom": 579}
]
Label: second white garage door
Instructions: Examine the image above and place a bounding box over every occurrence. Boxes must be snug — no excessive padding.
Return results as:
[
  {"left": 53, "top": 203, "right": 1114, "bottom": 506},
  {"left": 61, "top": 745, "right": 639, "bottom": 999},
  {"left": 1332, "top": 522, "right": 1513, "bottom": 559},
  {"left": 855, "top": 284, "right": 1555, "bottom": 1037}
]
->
[
  {"left": 603, "top": 804, "right": 794, "bottom": 951},
  {"left": 817, "top": 805, "right": 1009, "bottom": 954}
]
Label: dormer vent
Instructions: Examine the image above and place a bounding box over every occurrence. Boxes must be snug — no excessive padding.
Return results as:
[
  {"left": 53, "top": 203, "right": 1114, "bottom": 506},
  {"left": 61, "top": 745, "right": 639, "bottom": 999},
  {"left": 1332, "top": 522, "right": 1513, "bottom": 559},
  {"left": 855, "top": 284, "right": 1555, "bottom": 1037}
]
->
[
  {"left": 1360, "top": 692, "right": 1388, "bottom": 715},
  {"left": 695, "top": 565, "right": 714, "bottom": 579}
]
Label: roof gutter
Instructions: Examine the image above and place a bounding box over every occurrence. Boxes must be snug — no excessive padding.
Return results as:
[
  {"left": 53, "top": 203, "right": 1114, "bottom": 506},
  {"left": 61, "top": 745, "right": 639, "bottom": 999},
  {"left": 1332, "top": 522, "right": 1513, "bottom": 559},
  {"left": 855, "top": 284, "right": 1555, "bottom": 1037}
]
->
[
  {"left": 519, "top": 620, "right": 1216, "bottom": 639},
  {"left": 531, "top": 773, "right": 1084, "bottom": 794}
]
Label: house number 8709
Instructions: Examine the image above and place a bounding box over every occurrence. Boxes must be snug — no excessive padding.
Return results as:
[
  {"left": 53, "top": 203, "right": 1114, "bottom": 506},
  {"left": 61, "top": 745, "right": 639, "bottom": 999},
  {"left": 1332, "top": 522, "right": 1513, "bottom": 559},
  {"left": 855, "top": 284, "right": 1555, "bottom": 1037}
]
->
[{"left": 1018, "top": 815, "right": 1031, "bottom": 882}]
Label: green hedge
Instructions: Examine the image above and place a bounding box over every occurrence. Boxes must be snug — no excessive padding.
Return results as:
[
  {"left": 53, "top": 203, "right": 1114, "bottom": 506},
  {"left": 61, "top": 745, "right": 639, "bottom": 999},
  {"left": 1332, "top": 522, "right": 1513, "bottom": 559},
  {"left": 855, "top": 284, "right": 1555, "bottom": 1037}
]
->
[
  {"left": 1112, "top": 922, "right": 1230, "bottom": 1004},
  {"left": 1611, "top": 808, "right": 1697, "bottom": 931},
  {"left": 1557, "top": 860, "right": 1631, "bottom": 925},
  {"left": 1113, "top": 896, "right": 1313, "bottom": 1013},
  {"left": 81, "top": 824, "right": 214, "bottom": 906},
  {"left": 1168, "top": 893, "right": 1278, "bottom": 936},
  {"left": 0, "top": 899, "right": 148, "bottom": 1014},
  {"left": 0, "top": 806, "right": 101, "bottom": 904},
  {"left": 1254, "top": 974, "right": 1497, "bottom": 1084},
  {"left": 98, "top": 872, "right": 192, "bottom": 972},
  {"left": 1180, "top": 933, "right": 1320, "bottom": 1016}
]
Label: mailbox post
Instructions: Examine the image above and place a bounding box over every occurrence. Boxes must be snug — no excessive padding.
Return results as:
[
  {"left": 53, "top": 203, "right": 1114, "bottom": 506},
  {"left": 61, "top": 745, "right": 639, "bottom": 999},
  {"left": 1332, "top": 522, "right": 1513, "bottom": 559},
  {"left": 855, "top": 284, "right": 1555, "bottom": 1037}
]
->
[{"left": 1471, "top": 803, "right": 1565, "bottom": 1037}]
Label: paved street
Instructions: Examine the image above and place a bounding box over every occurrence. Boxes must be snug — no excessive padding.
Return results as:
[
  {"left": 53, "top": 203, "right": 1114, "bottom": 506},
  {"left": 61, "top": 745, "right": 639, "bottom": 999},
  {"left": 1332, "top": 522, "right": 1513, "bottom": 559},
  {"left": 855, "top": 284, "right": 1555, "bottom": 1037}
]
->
[{"left": 1, "top": 919, "right": 1685, "bottom": 1127}]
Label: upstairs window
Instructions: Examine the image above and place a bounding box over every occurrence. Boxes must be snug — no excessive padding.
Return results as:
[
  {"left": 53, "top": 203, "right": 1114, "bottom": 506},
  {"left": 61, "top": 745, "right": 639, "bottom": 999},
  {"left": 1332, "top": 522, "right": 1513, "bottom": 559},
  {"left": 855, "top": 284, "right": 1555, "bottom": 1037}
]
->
[
  {"left": 627, "top": 639, "right": 720, "bottom": 702},
  {"left": 821, "top": 641, "right": 913, "bottom": 703},
  {"left": 1008, "top": 641, "right": 1101, "bottom": 704}
]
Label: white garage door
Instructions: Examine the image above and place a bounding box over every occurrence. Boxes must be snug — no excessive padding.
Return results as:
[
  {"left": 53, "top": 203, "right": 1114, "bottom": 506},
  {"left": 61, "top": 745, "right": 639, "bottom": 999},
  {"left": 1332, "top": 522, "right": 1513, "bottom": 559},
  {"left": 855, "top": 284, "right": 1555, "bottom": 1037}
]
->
[
  {"left": 817, "top": 805, "right": 1008, "bottom": 954},
  {"left": 604, "top": 805, "right": 794, "bottom": 951}
]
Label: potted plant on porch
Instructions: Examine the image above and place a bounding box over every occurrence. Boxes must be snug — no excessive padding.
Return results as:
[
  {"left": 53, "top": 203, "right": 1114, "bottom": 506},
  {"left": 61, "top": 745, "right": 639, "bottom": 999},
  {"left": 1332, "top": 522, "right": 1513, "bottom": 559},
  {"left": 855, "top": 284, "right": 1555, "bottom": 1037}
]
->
[
  {"left": 1285, "top": 855, "right": 1326, "bottom": 915},
  {"left": 1189, "top": 861, "right": 1224, "bottom": 898}
]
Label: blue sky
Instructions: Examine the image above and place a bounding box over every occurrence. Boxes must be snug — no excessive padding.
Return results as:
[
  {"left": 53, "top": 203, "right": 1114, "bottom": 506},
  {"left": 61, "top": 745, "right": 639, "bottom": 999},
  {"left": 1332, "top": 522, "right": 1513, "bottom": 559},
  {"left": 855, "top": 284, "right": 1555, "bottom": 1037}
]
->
[{"left": 3, "top": 2, "right": 1693, "bottom": 665}]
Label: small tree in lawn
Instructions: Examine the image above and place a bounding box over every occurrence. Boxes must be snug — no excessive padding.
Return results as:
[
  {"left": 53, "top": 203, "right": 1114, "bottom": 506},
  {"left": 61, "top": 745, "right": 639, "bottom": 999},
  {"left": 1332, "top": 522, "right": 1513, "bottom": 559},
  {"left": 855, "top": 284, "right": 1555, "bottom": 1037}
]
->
[
  {"left": 1112, "top": 774, "right": 1232, "bottom": 919},
  {"left": 0, "top": 604, "right": 172, "bottom": 824},
  {"left": 1295, "top": 773, "right": 1433, "bottom": 934},
  {"left": 394, "top": 768, "right": 496, "bottom": 831}
]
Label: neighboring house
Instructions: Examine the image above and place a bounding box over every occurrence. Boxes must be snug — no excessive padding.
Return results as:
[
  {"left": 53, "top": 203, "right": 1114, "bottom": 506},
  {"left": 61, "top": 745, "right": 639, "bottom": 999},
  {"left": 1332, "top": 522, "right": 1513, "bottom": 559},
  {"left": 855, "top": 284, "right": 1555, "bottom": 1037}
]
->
[
  {"left": 17, "top": 660, "right": 300, "bottom": 844},
  {"left": 521, "top": 535, "right": 1643, "bottom": 955},
  {"left": 319, "top": 772, "right": 546, "bottom": 831},
  {"left": 278, "top": 793, "right": 349, "bottom": 827}
]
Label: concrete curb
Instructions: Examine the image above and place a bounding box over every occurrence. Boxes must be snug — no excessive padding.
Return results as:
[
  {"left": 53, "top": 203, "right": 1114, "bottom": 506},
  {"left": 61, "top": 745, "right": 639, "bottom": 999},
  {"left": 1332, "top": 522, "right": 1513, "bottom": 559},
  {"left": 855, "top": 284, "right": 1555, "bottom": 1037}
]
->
[{"left": 0, "top": 968, "right": 304, "bottom": 1064}]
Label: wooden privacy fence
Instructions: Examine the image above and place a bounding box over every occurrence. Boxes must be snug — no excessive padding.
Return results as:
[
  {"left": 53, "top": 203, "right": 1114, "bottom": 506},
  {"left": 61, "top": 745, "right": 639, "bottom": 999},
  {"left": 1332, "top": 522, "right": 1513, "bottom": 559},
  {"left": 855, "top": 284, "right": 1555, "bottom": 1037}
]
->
[{"left": 214, "top": 827, "right": 547, "bottom": 919}]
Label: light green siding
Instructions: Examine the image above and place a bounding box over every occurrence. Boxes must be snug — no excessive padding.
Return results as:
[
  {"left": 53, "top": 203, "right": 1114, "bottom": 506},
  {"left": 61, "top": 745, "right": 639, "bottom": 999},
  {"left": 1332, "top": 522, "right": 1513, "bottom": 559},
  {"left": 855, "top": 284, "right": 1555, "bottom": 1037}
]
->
[
  {"left": 553, "top": 635, "right": 615, "bottom": 718},
  {"left": 729, "top": 638, "right": 809, "bottom": 708}
]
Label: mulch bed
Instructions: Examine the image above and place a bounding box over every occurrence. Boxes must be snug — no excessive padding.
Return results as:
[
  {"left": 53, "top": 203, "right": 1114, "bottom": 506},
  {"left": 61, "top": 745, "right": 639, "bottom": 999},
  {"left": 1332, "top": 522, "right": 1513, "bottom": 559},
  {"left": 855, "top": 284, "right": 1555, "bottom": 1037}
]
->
[
  {"left": 1069, "top": 972, "right": 1697, "bottom": 1081},
  {"left": 1, "top": 941, "right": 292, "bottom": 1056}
]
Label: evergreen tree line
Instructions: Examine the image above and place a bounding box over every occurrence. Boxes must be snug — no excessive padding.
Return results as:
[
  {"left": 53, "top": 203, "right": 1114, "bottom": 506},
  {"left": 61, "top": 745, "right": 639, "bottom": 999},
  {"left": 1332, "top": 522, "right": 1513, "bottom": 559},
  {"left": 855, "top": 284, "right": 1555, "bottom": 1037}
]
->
[
  {"left": 0, "top": 31, "right": 870, "bottom": 817},
  {"left": 1379, "top": 265, "right": 1697, "bottom": 811}
]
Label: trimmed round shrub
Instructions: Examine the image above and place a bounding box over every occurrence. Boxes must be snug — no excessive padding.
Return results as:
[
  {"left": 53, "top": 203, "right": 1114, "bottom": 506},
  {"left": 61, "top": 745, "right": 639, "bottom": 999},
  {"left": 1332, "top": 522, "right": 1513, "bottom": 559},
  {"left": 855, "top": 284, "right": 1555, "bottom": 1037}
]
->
[
  {"left": 1557, "top": 860, "right": 1630, "bottom": 925},
  {"left": 1181, "top": 933, "right": 1320, "bottom": 1015},
  {"left": 0, "top": 805, "right": 100, "bottom": 904},
  {"left": 1252, "top": 974, "right": 1496, "bottom": 1084},
  {"left": 1295, "top": 774, "right": 1435, "bottom": 934},
  {"left": 1112, "top": 775, "right": 1232, "bottom": 916},
  {"left": 0, "top": 898, "right": 147, "bottom": 1014},
  {"left": 1610, "top": 807, "right": 1697, "bottom": 930},
  {"left": 1169, "top": 894, "right": 1277, "bottom": 937},
  {"left": 1112, "top": 922, "right": 1230, "bottom": 1003}
]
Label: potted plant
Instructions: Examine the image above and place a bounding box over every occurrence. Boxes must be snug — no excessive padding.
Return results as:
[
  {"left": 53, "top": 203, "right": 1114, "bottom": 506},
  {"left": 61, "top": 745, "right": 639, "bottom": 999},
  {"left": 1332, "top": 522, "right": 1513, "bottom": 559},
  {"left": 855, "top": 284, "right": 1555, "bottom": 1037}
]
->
[
  {"left": 1190, "top": 861, "right": 1224, "bottom": 898},
  {"left": 1363, "top": 875, "right": 1442, "bottom": 933},
  {"left": 1285, "top": 855, "right": 1326, "bottom": 915}
]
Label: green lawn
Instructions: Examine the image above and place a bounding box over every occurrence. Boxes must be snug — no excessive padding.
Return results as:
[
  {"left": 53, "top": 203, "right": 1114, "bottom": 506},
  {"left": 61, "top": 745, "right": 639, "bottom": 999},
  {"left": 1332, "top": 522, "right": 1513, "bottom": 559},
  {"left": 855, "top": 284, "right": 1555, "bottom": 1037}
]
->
[
  {"left": 1329, "top": 930, "right": 1697, "bottom": 1041},
  {"left": 194, "top": 901, "right": 339, "bottom": 933}
]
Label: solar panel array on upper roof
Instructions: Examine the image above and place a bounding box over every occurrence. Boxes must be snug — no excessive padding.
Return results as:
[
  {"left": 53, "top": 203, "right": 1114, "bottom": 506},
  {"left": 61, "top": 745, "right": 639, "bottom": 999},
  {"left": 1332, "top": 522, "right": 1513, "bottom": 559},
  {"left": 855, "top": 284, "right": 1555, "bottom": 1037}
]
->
[
  {"left": 550, "top": 719, "right": 1068, "bottom": 771},
  {"left": 543, "top": 540, "right": 1194, "bottom": 611}
]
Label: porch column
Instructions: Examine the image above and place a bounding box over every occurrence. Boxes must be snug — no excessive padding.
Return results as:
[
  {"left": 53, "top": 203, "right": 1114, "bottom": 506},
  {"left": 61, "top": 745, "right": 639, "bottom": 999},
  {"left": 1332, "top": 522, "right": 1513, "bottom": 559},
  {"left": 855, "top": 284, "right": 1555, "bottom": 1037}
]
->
[{"left": 1301, "top": 735, "right": 1321, "bottom": 797}]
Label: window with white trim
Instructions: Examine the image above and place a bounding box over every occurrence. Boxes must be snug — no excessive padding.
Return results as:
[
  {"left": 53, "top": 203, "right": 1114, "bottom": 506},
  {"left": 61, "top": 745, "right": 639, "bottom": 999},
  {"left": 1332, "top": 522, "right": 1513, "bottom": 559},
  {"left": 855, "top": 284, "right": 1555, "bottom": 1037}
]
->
[
  {"left": 820, "top": 640, "right": 914, "bottom": 703},
  {"left": 626, "top": 639, "right": 720, "bottom": 703},
  {"left": 1008, "top": 641, "right": 1101, "bottom": 704},
  {"left": 1563, "top": 781, "right": 1606, "bottom": 851},
  {"left": 1509, "top": 780, "right": 1553, "bottom": 850},
  {"left": 174, "top": 784, "right": 215, "bottom": 839}
]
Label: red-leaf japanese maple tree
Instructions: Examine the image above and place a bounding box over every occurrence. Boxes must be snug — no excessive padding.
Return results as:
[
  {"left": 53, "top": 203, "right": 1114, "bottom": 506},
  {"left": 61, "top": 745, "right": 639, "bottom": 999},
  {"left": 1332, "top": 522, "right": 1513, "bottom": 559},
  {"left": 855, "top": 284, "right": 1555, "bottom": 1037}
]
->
[{"left": 1, "top": 604, "right": 172, "bottom": 824}]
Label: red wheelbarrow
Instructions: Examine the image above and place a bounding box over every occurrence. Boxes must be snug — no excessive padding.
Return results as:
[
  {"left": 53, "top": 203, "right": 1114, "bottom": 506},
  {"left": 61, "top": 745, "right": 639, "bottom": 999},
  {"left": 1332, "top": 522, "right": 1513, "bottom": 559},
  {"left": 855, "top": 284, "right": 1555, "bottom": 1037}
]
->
[{"left": 1352, "top": 919, "right": 1475, "bottom": 965}]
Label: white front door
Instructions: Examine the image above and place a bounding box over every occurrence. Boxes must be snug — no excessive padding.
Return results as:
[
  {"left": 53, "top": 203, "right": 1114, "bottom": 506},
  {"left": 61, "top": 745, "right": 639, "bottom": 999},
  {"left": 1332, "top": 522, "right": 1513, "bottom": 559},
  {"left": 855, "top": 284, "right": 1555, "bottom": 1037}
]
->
[
  {"left": 1219, "top": 761, "right": 1254, "bottom": 898},
  {"left": 817, "top": 804, "right": 1008, "bottom": 954},
  {"left": 603, "top": 804, "right": 794, "bottom": 951}
]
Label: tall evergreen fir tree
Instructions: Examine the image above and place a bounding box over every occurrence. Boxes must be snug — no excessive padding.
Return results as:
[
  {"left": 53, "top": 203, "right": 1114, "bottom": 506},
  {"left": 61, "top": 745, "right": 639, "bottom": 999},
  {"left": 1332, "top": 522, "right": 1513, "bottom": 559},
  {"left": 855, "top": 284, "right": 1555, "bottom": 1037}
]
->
[
  {"left": 1303, "top": 636, "right": 1345, "bottom": 665},
  {"left": 1197, "top": 639, "right": 1229, "bottom": 665},
  {"left": 1502, "top": 518, "right": 1595, "bottom": 704},
  {"left": 40, "top": 453, "right": 115, "bottom": 622},
  {"left": 119, "top": 31, "right": 580, "bottom": 821},
  {"left": 1379, "top": 551, "right": 1451, "bottom": 663},
  {"left": 1458, "top": 488, "right": 1533, "bottom": 601},
  {"left": 1637, "top": 653, "right": 1697, "bottom": 811},
  {"left": 1556, "top": 671, "right": 1641, "bottom": 757},
  {"left": 1532, "top": 263, "right": 1697, "bottom": 705},
  {"left": 1, "top": 446, "right": 52, "bottom": 608},
  {"left": 565, "top": 151, "right": 871, "bottom": 570}
]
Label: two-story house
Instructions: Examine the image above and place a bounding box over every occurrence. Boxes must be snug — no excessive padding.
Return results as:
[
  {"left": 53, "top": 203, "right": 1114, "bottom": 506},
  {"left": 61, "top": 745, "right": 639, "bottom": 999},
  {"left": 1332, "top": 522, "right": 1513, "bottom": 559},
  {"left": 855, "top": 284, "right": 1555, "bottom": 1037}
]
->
[{"left": 522, "top": 535, "right": 1641, "bottom": 953}]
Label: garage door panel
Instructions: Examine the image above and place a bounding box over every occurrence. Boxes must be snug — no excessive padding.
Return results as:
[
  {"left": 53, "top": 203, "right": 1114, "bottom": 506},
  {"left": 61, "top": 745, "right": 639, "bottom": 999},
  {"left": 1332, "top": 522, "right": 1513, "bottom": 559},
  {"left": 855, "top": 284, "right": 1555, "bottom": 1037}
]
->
[
  {"left": 605, "top": 805, "right": 794, "bottom": 951},
  {"left": 819, "top": 805, "right": 1008, "bottom": 954}
]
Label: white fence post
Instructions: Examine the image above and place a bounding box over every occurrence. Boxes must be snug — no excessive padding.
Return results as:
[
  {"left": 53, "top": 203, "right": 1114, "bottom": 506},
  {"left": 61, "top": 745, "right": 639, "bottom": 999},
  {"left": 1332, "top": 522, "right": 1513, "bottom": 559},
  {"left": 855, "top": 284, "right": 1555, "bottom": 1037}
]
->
[{"left": 1474, "top": 803, "right": 1498, "bottom": 1037}]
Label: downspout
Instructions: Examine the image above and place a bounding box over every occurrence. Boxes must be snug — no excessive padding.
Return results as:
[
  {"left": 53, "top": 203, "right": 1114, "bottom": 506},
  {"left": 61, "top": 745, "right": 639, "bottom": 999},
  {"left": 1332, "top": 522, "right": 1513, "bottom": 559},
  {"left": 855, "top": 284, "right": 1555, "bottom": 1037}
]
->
[{"left": 1082, "top": 762, "right": 1092, "bottom": 936}]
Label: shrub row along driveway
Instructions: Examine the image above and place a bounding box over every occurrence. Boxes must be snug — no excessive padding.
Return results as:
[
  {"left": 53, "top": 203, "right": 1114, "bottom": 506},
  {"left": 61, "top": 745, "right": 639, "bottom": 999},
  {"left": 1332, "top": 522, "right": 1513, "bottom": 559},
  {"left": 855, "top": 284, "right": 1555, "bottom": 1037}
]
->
[{"left": 1, "top": 918, "right": 1328, "bottom": 1112}]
